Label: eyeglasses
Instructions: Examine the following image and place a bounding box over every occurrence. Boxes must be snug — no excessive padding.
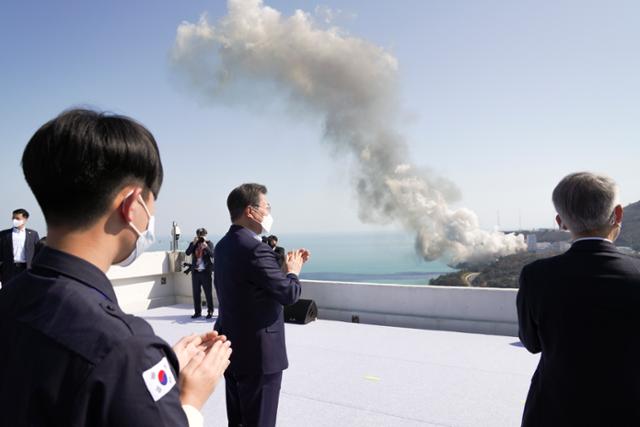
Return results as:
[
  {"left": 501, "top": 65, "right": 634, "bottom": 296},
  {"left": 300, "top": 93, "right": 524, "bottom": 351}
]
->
[{"left": 252, "top": 203, "right": 271, "bottom": 213}]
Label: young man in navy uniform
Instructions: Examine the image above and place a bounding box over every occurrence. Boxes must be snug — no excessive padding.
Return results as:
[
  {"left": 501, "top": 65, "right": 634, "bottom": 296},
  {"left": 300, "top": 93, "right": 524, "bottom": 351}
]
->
[{"left": 0, "top": 109, "right": 232, "bottom": 426}]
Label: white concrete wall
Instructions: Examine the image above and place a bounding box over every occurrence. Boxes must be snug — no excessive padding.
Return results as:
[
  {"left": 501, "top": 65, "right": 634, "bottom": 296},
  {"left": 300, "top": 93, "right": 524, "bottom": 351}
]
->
[
  {"left": 107, "top": 251, "right": 519, "bottom": 336},
  {"left": 299, "top": 280, "right": 519, "bottom": 336},
  {"left": 174, "top": 269, "right": 220, "bottom": 309},
  {"left": 107, "top": 251, "right": 177, "bottom": 313}
]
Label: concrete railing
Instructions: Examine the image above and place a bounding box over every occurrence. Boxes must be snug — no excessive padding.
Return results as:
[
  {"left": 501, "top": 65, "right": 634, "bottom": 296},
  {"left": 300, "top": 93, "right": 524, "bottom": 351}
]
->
[
  {"left": 299, "top": 280, "right": 518, "bottom": 336},
  {"left": 107, "top": 251, "right": 519, "bottom": 336}
]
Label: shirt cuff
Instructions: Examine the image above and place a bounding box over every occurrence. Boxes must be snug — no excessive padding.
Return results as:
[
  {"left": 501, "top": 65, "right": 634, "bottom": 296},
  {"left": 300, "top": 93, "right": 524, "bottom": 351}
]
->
[
  {"left": 182, "top": 405, "right": 204, "bottom": 427},
  {"left": 286, "top": 272, "right": 298, "bottom": 278}
]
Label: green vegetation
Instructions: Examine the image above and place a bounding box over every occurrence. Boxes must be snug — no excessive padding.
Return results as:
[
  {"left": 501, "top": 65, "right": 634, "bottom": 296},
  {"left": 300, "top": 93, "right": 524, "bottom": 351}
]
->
[{"left": 431, "top": 251, "right": 563, "bottom": 289}]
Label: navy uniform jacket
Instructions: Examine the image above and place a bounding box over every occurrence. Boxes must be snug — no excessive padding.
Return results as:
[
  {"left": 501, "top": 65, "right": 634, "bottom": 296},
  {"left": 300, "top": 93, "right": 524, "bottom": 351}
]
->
[
  {"left": 0, "top": 247, "right": 189, "bottom": 427},
  {"left": 517, "top": 239, "right": 640, "bottom": 427},
  {"left": 0, "top": 227, "right": 40, "bottom": 282},
  {"left": 214, "top": 225, "right": 301, "bottom": 375}
]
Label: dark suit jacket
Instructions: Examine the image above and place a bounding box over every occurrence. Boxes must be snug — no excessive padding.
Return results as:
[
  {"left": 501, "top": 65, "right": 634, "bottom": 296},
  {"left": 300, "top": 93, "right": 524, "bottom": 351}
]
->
[
  {"left": 214, "top": 225, "right": 301, "bottom": 375},
  {"left": 517, "top": 239, "right": 640, "bottom": 427},
  {"left": 185, "top": 240, "right": 214, "bottom": 272},
  {"left": 0, "top": 227, "right": 40, "bottom": 282}
]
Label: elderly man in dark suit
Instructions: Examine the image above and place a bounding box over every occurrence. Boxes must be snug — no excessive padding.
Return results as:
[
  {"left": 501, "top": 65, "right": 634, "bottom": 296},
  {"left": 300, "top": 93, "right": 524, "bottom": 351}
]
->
[
  {"left": 214, "top": 183, "right": 309, "bottom": 427},
  {"left": 517, "top": 171, "right": 640, "bottom": 427},
  {"left": 0, "top": 208, "right": 40, "bottom": 285}
]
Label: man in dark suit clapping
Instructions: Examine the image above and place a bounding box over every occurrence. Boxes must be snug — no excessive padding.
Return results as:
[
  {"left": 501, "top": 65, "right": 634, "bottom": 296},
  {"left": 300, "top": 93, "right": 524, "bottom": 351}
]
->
[
  {"left": 0, "top": 208, "right": 40, "bottom": 286},
  {"left": 517, "top": 171, "right": 640, "bottom": 427},
  {"left": 214, "top": 183, "right": 310, "bottom": 427}
]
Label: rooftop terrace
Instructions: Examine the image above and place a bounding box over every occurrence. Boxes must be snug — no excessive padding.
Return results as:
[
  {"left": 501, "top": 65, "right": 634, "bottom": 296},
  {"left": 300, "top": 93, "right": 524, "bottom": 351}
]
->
[{"left": 141, "top": 304, "right": 538, "bottom": 427}]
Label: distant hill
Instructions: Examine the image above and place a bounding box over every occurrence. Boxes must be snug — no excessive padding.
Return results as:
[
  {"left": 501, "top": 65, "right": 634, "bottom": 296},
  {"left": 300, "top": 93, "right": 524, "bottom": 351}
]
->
[
  {"left": 507, "top": 228, "right": 571, "bottom": 243},
  {"left": 431, "top": 251, "right": 563, "bottom": 288},
  {"left": 617, "top": 200, "right": 640, "bottom": 250},
  {"left": 431, "top": 200, "right": 640, "bottom": 288}
]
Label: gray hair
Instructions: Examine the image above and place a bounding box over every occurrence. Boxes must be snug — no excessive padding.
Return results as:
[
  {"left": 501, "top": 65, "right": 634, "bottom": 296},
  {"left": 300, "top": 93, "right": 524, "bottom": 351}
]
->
[{"left": 552, "top": 172, "right": 619, "bottom": 234}]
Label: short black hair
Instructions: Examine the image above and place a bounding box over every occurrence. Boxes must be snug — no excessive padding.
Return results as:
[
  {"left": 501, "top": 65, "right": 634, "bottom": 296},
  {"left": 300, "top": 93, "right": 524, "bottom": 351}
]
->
[
  {"left": 196, "top": 228, "right": 208, "bottom": 237},
  {"left": 22, "top": 108, "right": 163, "bottom": 229},
  {"left": 12, "top": 208, "right": 29, "bottom": 218},
  {"left": 227, "top": 183, "right": 267, "bottom": 221},
  {"left": 267, "top": 235, "right": 278, "bottom": 243}
]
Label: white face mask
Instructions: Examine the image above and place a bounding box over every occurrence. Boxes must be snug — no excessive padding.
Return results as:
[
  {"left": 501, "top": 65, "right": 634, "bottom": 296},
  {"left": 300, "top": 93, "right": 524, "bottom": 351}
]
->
[
  {"left": 261, "top": 213, "right": 274, "bottom": 234},
  {"left": 12, "top": 219, "right": 24, "bottom": 228},
  {"left": 118, "top": 195, "right": 155, "bottom": 267}
]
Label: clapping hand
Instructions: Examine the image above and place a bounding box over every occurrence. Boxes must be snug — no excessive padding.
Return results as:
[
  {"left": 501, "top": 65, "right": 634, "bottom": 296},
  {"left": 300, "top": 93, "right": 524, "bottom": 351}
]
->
[
  {"left": 173, "top": 331, "right": 228, "bottom": 372},
  {"left": 285, "top": 249, "right": 311, "bottom": 275},
  {"left": 298, "top": 248, "right": 310, "bottom": 263},
  {"left": 174, "top": 331, "right": 232, "bottom": 410}
]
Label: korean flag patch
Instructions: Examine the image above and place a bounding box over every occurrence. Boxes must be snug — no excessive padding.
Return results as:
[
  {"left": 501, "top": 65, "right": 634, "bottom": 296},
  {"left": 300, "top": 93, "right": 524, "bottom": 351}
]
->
[{"left": 142, "top": 357, "right": 176, "bottom": 401}]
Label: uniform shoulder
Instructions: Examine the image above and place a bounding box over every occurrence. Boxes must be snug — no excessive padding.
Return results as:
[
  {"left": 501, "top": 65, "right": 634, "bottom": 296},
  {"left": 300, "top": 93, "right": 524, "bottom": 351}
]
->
[{"left": 22, "top": 276, "right": 157, "bottom": 364}]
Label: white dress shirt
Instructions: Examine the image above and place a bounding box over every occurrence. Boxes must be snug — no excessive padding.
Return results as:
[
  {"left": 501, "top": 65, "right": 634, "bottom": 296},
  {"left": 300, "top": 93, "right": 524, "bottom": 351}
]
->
[{"left": 12, "top": 228, "right": 27, "bottom": 263}]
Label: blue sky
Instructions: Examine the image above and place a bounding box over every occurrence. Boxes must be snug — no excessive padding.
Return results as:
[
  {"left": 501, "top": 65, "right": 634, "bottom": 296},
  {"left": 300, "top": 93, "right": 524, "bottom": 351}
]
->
[{"left": 2, "top": 0, "right": 639, "bottom": 239}]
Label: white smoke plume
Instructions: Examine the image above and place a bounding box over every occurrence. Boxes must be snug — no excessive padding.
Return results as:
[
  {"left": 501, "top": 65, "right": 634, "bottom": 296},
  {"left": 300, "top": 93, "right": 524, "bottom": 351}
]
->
[{"left": 171, "top": 0, "right": 525, "bottom": 264}]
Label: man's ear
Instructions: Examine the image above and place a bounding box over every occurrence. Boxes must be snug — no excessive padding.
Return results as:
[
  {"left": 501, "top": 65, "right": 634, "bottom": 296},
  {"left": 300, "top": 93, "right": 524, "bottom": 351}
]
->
[
  {"left": 614, "top": 204, "right": 624, "bottom": 225},
  {"left": 556, "top": 214, "right": 567, "bottom": 231},
  {"left": 118, "top": 187, "right": 142, "bottom": 224},
  {"left": 245, "top": 205, "right": 258, "bottom": 221}
]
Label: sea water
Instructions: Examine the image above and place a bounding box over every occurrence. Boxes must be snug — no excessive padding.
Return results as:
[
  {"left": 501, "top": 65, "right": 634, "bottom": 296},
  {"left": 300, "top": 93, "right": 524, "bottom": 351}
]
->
[{"left": 152, "top": 231, "right": 455, "bottom": 285}]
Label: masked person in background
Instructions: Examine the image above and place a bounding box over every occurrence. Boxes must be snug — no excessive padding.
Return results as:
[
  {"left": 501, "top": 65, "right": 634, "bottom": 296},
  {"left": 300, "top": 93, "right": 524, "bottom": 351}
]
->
[
  {"left": 185, "top": 228, "right": 214, "bottom": 319},
  {"left": 0, "top": 109, "right": 232, "bottom": 427},
  {"left": 0, "top": 208, "right": 40, "bottom": 286},
  {"left": 267, "top": 235, "right": 285, "bottom": 268}
]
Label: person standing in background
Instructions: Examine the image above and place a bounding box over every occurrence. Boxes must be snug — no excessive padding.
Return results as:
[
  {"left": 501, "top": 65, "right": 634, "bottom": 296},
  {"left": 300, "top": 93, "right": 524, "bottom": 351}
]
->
[
  {"left": 267, "top": 235, "right": 285, "bottom": 268},
  {"left": 0, "top": 208, "right": 39, "bottom": 286},
  {"left": 185, "top": 228, "right": 214, "bottom": 319}
]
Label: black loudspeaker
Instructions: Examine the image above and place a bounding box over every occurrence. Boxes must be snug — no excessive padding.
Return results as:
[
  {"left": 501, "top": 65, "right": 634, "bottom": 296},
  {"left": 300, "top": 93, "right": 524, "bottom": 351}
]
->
[{"left": 284, "top": 299, "right": 317, "bottom": 324}]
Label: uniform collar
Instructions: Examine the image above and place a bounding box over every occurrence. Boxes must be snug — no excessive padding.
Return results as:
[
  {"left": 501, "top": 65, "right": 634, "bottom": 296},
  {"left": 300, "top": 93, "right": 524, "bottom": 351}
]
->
[{"left": 32, "top": 246, "right": 118, "bottom": 303}]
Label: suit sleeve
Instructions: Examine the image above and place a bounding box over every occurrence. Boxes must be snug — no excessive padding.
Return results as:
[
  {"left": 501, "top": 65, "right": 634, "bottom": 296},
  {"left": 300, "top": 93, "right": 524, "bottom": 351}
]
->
[
  {"left": 517, "top": 266, "right": 541, "bottom": 354},
  {"left": 185, "top": 242, "right": 195, "bottom": 256},
  {"left": 249, "top": 243, "right": 301, "bottom": 306},
  {"left": 80, "top": 336, "right": 189, "bottom": 427},
  {"left": 204, "top": 242, "right": 213, "bottom": 258}
]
